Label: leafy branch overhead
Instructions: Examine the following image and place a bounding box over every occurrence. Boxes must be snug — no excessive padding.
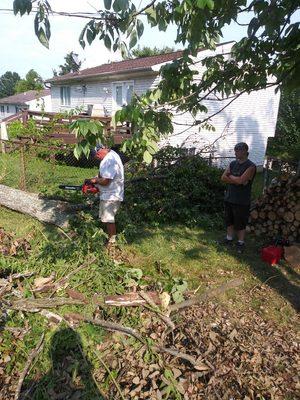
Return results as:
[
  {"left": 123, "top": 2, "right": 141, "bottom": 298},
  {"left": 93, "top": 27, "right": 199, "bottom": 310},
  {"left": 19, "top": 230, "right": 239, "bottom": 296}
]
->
[{"left": 13, "top": 0, "right": 300, "bottom": 162}]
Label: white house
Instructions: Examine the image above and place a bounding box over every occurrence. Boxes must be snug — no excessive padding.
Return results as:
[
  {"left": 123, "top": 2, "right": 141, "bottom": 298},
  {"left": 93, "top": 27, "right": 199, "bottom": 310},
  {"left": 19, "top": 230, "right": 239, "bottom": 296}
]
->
[
  {"left": 46, "top": 42, "right": 280, "bottom": 166},
  {"left": 0, "top": 89, "right": 52, "bottom": 122}
]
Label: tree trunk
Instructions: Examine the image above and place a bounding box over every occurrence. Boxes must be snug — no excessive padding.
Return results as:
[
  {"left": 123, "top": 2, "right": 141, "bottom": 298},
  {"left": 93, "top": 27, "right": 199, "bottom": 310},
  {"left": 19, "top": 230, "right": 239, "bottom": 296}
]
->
[{"left": 0, "top": 184, "right": 72, "bottom": 229}]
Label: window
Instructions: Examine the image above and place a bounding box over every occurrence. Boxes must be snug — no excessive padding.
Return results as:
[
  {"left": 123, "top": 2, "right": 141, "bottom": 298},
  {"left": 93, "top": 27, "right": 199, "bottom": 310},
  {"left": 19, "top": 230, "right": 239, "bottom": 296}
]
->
[
  {"left": 112, "top": 81, "right": 134, "bottom": 110},
  {"left": 60, "top": 86, "right": 71, "bottom": 106},
  {"left": 0, "top": 106, "right": 4, "bottom": 114},
  {"left": 6, "top": 106, "right": 9, "bottom": 113}
]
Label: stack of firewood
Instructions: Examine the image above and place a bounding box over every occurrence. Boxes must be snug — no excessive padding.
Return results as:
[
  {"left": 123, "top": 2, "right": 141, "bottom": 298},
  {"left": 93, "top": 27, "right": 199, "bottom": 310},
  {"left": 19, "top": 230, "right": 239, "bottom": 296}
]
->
[{"left": 248, "top": 175, "right": 300, "bottom": 243}]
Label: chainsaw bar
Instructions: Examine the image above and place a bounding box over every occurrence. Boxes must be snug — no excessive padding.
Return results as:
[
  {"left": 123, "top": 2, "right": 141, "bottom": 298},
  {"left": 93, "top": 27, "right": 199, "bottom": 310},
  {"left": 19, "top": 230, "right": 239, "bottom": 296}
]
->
[{"left": 59, "top": 184, "right": 82, "bottom": 191}]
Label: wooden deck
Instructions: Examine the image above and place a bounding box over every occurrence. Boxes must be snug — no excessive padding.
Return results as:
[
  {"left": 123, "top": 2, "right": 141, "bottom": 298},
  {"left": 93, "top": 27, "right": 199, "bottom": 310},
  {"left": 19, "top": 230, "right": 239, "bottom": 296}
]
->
[{"left": 1, "top": 110, "right": 132, "bottom": 145}]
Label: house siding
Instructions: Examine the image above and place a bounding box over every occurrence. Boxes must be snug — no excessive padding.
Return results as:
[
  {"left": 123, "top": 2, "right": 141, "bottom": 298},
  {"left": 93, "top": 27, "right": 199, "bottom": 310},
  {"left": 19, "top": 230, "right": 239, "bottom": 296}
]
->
[
  {"left": 51, "top": 76, "right": 159, "bottom": 115},
  {"left": 0, "top": 95, "right": 51, "bottom": 121},
  {"left": 163, "top": 85, "right": 280, "bottom": 167},
  {"left": 50, "top": 43, "right": 280, "bottom": 166}
]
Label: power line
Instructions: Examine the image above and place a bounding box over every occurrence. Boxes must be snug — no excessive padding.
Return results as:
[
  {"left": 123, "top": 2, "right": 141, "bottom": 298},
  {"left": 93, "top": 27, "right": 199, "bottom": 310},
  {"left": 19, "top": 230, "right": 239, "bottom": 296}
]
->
[{"left": 0, "top": 8, "right": 116, "bottom": 20}]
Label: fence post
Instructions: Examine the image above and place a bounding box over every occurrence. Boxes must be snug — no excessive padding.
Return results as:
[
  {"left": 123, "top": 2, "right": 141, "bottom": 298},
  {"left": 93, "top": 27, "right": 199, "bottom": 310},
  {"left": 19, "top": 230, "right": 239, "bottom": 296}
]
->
[
  {"left": 19, "top": 144, "right": 26, "bottom": 191},
  {"left": 22, "top": 109, "right": 29, "bottom": 125},
  {"left": 263, "top": 157, "right": 269, "bottom": 193},
  {"left": 0, "top": 122, "right": 8, "bottom": 153}
]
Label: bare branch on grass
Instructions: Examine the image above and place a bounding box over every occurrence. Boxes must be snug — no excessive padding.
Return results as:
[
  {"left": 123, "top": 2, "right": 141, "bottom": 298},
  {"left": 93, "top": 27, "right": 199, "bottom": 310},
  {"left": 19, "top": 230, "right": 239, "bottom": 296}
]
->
[
  {"left": 139, "top": 291, "right": 175, "bottom": 330},
  {"left": 169, "top": 278, "right": 243, "bottom": 313},
  {"left": 14, "top": 332, "right": 45, "bottom": 400}
]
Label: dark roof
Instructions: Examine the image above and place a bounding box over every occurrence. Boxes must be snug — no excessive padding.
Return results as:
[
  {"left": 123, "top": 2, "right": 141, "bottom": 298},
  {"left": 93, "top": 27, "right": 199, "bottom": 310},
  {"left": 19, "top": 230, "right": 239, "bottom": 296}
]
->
[
  {"left": 46, "top": 50, "right": 184, "bottom": 83},
  {"left": 0, "top": 89, "right": 50, "bottom": 105},
  {"left": 46, "top": 41, "right": 235, "bottom": 84}
]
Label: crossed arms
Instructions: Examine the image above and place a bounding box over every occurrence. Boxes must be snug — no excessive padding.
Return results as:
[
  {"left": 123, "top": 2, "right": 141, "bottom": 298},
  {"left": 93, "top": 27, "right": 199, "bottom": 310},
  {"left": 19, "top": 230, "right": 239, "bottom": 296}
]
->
[{"left": 221, "top": 165, "right": 256, "bottom": 185}]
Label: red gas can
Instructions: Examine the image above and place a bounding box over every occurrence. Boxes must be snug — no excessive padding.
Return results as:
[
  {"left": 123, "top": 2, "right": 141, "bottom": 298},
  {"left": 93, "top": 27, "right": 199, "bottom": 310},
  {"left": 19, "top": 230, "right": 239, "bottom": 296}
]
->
[{"left": 261, "top": 246, "right": 283, "bottom": 265}]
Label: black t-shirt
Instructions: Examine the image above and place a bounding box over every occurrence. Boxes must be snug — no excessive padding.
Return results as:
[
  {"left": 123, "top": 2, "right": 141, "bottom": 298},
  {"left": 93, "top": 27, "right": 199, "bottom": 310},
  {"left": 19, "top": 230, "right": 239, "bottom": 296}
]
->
[{"left": 224, "top": 159, "right": 256, "bottom": 205}]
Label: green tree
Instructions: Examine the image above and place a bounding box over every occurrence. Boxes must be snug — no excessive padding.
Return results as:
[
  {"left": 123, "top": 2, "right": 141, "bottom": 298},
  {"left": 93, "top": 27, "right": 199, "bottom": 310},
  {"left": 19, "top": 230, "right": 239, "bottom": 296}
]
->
[
  {"left": 53, "top": 51, "right": 82, "bottom": 76},
  {"left": 15, "top": 69, "right": 44, "bottom": 93},
  {"left": 268, "top": 88, "right": 300, "bottom": 162},
  {"left": 131, "top": 46, "right": 175, "bottom": 58},
  {"left": 0, "top": 71, "right": 20, "bottom": 98},
  {"left": 13, "top": 0, "right": 300, "bottom": 162}
]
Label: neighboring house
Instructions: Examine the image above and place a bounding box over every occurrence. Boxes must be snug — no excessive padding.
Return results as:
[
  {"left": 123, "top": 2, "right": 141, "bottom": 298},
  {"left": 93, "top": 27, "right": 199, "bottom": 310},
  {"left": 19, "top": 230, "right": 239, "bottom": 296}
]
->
[
  {"left": 0, "top": 89, "right": 52, "bottom": 121},
  {"left": 46, "top": 42, "right": 280, "bottom": 166}
]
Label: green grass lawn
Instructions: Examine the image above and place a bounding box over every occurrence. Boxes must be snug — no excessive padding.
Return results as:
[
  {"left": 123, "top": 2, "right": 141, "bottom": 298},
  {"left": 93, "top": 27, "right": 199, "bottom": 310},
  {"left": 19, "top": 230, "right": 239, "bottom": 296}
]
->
[
  {"left": 0, "top": 151, "right": 97, "bottom": 196},
  {"left": 1, "top": 151, "right": 299, "bottom": 399}
]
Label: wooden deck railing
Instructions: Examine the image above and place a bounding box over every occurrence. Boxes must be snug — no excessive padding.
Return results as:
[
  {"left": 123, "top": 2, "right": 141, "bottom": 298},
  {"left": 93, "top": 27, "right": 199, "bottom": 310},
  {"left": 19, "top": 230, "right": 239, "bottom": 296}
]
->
[{"left": 1, "top": 110, "right": 132, "bottom": 145}]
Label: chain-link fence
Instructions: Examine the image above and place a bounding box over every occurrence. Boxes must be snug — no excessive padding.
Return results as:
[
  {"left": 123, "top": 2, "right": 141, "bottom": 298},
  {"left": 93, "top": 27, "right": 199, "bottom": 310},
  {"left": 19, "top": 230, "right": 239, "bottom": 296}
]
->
[{"left": 0, "top": 139, "right": 99, "bottom": 195}]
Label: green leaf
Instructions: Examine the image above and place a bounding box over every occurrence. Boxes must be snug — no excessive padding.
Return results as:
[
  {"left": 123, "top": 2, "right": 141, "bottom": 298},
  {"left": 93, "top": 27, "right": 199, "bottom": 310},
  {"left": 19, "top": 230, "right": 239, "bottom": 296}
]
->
[
  {"left": 87, "top": 26, "right": 96, "bottom": 45},
  {"left": 113, "top": 40, "right": 119, "bottom": 52},
  {"left": 129, "top": 30, "right": 137, "bottom": 49},
  {"left": 136, "top": 20, "right": 144, "bottom": 38},
  {"left": 37, "top": 28, "right": 49, "bottom": 49},
  {"left": 79, "top": 26, "right": 87, "bottom": 49},
  {"left": 143, "top": 150, "right": 152, "bottom": 164},
  {"left": 104, "top": 34, "right": 112, "bottom": 50},
  {"left": 196, "top": 0, "right": 206, "bottom": 9},
  {"left": 73, "top": 144, "right": 83, "bottom": 160},
  {"left": 104, "top": 0, "right": 112, "bottom": 10},
  {"left": 82, "top": 143, "right": 90, "bottom": 159},
  {"left": 206, "top": 0, "right": 214, "bottom": 10}
]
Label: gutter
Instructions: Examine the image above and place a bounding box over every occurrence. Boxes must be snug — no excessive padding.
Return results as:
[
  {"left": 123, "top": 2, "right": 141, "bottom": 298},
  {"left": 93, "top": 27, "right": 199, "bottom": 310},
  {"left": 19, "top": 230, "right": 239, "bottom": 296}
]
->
[{"left": 45, "top": 67, "right": 156, "bottom": 85}]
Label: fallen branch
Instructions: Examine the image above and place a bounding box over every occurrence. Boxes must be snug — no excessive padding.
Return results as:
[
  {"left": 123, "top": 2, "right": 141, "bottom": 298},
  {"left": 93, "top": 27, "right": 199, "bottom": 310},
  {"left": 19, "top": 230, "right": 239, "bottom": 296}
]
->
[
  {"left": 0, "top": 184, "right": 72, "bottom": 228},
  {"left": 103, "top": 291, "right": 162, "bottom": 307},
  {"left": 50, "top": 256, "right": 97, "bottom": 297},
  {"left": 10, "top": 272, "right": 35, "bottom": 280},
  {"left": 139, "top": 291, "right": 175, "bottom": 330},
  {"left": 154, "top": 346, "right": 198, "bottom": 367},
  {"left": 94, "top": 350, "right": 126, "bottom": 400},
  {"left": 14, "top": 332, "right": 45, "bottom": 400},
  {"left": 9, "top": 297, "right": 85, "bottom": 312},
  {"left": 169, "top": 278, "right": 243, "bottom": 313},
  {"left": 65, "top": 313, "right": 144, "bottom": 343}
]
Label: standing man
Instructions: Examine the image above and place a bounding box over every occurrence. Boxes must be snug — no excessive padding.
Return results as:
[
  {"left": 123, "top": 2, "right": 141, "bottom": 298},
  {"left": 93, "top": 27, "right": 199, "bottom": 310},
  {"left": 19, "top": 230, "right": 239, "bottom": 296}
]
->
[
  {"left": 88, "top": 145, "right": 124, "bottom": 246},
  {"left": 221, "top": 142, "right": 256, "bottom": 253}
]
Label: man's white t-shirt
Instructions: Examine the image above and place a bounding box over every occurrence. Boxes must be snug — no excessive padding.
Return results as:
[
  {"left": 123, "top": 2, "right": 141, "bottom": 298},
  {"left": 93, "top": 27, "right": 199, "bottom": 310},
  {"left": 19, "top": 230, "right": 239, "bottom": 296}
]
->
[{"left": 99, "top": 150, "right": 124, "bottom": 201}]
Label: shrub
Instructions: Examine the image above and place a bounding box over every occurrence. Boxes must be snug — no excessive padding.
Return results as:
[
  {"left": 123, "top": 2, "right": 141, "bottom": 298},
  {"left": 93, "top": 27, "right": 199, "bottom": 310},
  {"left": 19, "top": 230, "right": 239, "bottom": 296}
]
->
[{"left": 121, "top": 146, "right": 225, "bottom": 226}]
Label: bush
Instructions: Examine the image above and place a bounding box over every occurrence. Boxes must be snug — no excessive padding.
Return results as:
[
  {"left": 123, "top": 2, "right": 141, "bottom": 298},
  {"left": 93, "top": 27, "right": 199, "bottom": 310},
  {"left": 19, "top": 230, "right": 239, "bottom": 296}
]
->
[
  {"left": 267, "top": 87, "right": 300, "bottom": 162},
  {"left": 7, "top": 119, "right": 47, "bottom": 140},
  {"left": 121, "top": 146, "right": 225, "bottom": 226}
]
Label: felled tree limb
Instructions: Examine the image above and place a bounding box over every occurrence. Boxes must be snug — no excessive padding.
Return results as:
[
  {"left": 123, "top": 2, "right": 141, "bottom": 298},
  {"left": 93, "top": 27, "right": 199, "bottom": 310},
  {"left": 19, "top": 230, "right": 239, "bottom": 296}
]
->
[
  {"left": 103, "top": 291, "right": 162, "bottom": 307},
  {"left": 169, "top": 278, "right": 243, "bottom": 313},
  {"left": 0, "top": 184, "right": 73, "bottom": 228},
  {"left": 154, "top": 346, "right": 198, "bottom": 367},
  {"left": 9, "top": 297, "right": 85, "bottom": 312},
  {"left": 10, "top": 272, "right": 35, "bottom": 280},
  {"left": 50, "top": 256, "right": 97, "bottom": 297},
  {"left": 65, "top": 313, "right": 144, "bottom": 343},
  {"left": 14, "top": 332, "right": 45, "bottom": 400},
  {"left": 139, "top": 291, "right": 175, "bottom": 330}
]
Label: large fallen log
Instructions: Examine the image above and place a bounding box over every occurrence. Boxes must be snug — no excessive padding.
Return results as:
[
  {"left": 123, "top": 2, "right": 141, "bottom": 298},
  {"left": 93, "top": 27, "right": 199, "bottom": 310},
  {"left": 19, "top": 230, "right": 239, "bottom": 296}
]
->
[{"left": 0, "top": 184, "right": 76, "bottom": 228}]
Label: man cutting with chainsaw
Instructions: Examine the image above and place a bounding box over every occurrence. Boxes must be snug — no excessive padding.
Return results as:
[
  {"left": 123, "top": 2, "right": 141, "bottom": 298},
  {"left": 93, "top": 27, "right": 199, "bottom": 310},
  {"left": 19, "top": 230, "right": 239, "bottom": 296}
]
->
[{"left": 87, "top": 144, "right": 124, "bottom": 246}]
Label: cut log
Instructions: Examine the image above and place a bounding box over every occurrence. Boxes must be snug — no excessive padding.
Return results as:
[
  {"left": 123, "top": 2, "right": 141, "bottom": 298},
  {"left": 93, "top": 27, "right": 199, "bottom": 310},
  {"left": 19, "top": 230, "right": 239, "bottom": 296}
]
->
[
  {"left": 284, "top": 211, "right": 294, "bottom": 223},
  {"left": 268, "top": 211, "right": 277, "bottom": 221},
  {"left": 103, "top": 291, "right": 162, "bottom": 307},
  {"left": 0, "top": 184, "right": 76, "bottom": 228}
]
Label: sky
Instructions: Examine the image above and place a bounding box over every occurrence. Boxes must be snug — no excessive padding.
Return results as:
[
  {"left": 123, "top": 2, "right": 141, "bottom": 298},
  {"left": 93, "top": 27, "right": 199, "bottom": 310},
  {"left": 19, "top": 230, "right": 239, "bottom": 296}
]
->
[{"left": 0, "top": 0, "right": 261, "bottom": 80}]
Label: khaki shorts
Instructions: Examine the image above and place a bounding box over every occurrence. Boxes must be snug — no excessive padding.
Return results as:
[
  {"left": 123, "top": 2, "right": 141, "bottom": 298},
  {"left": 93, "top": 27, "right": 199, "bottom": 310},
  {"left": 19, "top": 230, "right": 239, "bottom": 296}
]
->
[{"left": 99, "top": 200, "right": 121, "bottom": 223}]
